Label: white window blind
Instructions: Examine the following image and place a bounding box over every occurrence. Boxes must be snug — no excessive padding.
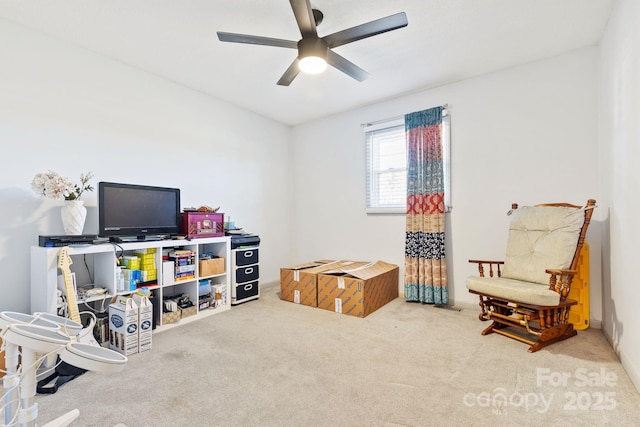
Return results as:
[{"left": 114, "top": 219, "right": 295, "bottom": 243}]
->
[
  {"left": 364, "top": 118, "right": 406, "bottom": 213},
  {"left": 364, "top": 108, "right": 451, "bottom": 214}
]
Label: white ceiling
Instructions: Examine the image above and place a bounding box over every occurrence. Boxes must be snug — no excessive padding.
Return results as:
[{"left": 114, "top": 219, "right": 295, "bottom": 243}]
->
[{"left": 0, "top": 0, "right": 613, "bottom": 126}]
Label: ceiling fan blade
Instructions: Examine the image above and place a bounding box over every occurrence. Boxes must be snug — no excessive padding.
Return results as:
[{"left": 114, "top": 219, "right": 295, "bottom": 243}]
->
[
  {"left": 289, "top": 0, "right": 317, "bottom": 38},
  {"left": 323, "top": 12, "right": 408, "bottom": 49},
  {"left": 277, "top": 58, "right": 301, "bottom": 86},
  {"left": 326, "top": 50, "right": 371, "bottom": 82},
  {"left": 217, "top": 32, "right": 298, "bottom": 49}
]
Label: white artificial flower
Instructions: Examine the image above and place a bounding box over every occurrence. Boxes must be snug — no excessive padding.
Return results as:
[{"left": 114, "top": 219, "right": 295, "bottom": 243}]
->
[{"left": 31, "top": 170, "right": 94, "bottom": 200}]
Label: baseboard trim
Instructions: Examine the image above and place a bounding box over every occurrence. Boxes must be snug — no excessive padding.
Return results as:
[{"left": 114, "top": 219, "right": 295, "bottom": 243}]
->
[{"left": 602, "top": 328, "right": 640, "bottom": 393}]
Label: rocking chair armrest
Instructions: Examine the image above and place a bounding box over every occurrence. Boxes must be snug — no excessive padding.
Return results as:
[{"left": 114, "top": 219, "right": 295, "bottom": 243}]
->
[
  {"left": 545, "top": 268, "right": 577, "bottom": 276},
  {"left": 468, "top": 260, "right": 504, "bottom": 278},
  {"left": 545, "top": 268, "right": 577, "bottom": 300}
]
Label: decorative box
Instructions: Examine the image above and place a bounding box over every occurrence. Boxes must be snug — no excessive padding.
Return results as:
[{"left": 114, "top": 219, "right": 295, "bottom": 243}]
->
[{"left": 181, "top": 212, "right": 224, "bottom": 238}]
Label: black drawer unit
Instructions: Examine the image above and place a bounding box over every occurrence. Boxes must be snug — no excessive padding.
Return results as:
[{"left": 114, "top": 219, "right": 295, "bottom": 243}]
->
[
  {"left": 235, "top": 248, "right": 258, "bottom": 266},
  {"left": 235, "top": 280, "right": 259, "bottom": 301},
  {"left": 230, "top": 236, "right": 260, "bottom": 305},
  {"left": 236, "top": 264, "right": 259, "bottom": 283}
]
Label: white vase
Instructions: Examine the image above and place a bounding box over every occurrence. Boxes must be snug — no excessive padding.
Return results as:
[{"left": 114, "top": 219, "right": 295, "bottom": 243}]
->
[{"left": 61, "top": 200, "right": 87, "bottom": 235}]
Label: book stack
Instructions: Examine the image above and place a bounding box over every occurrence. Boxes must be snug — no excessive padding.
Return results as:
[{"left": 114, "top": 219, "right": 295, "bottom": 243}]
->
[
  {"left": 93, "top": 315, "right": 109, "bottom": 347},
  {"left": 168, "top": 249, "right": 196, "bottom": 282}
]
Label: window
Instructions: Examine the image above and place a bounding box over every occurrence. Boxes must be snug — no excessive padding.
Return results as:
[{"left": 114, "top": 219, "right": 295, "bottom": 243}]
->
[
  {"left": 365, "top": 118, "right": 406, "bottom": 213},
  {"left": 364, "top": 110, "right": 450, "bottom": 214}
]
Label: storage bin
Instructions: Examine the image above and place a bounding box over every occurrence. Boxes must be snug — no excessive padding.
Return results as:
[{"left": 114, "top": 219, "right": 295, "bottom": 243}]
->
[
  {"left": 236, "top": 281, "right": 259, "bottom": 301},
  {"left": 198, "top": 279, "right": 212, "bottom": 295},
  {"left": 181, "top": 306, "right": 197, "bottom": 318},
  {"left": 235, "top": 248, "right": 258, "bottom": 266},
  {"left": 236, "top": 265, "right": 259, "bottom": 283},
  {"left": 199, "top": 257, "right": 225, "bottom": 276},
  {"left": 162, "top": 309, "right": 181, "bottom": 325}
]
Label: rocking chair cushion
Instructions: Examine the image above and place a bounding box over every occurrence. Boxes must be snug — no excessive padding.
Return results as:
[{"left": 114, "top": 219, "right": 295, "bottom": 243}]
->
[
  {"left": 501, "top": 205, "right": 586, "bottom": 285},
  {"left": 466, "top": 276, "right": 561, "bottom": 306}
]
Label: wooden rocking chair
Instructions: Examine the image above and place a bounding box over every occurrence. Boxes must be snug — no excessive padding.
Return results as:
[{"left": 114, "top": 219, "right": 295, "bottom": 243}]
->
[{"left": 466, "top": 199, "right": 596, "bottom": 352}]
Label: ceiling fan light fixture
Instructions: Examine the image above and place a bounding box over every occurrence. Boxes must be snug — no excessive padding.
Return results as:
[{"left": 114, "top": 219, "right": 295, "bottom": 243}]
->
[
  {"left": 299, "top": 56, "right": 327, "bottom": 74},
  {"left": 298, "top": 38, "right": 328, "bottom": 74}
]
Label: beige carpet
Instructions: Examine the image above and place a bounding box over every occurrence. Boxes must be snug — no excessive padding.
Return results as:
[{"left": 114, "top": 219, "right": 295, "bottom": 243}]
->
[{"left": 33, "top": 283, "right": 640, "bottom": 427}]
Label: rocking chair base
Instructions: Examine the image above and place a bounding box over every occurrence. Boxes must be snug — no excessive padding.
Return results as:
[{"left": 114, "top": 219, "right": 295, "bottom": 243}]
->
[
  {"left": 471, "top": 291, "right": 578, "bottom": 352},
  {"left": 482, "top": 321, "right": 577, "bottom": 352}
]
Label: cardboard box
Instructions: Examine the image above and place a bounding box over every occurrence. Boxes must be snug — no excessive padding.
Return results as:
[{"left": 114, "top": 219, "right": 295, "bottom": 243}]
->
[
  {"left": 280, "top": 260, "right": 341, "bottom": 307},
  {"left": 109, "top": 297, "right": 139, "bottom": 356},
  {"left": 199, "top": 257, "right": 225, "bottom": 276},
  {"left": 211, "top": 284, "right": 227, "bottom": 309},
  {"left": 162, "top": 261, "right": 175, "bottom": 285},
  {"left": 122, "top": 256, "right": 140, "bottom": 270},
  {"left": 123, "top": 269, "right": 141, "bottom": 291},
  {"left": 138, "top": 296, "right": 153, "bottom": 352},
  {"left": 317, "top": 261, "right": 399, "bottom": 318}
]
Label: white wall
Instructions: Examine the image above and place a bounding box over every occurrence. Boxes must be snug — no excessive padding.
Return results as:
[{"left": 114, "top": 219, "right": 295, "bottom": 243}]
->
[
  {"left": 598, "top": 0, "right": 640, "bottom": 390},
  {"left": 291, "top": 48, "right": 602, "bottom": 322},
  {"left": 0, "top": 19, "right": 293, "bottom": 313}
]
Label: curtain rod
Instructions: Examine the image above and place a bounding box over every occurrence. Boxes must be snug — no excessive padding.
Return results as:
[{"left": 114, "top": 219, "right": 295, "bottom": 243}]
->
[{"left": 361, "top": 104, "right": 450, "bottom": 128}]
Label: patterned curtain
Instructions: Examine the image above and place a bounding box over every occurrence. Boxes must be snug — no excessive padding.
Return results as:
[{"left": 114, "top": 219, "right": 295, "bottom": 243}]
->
[{"left": 404, "top": 106, "right": 448, "bottom": 304}]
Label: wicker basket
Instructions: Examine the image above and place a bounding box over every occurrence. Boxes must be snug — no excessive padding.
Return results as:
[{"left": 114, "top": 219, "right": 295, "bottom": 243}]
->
[
  {"left": 162, "top": 309, "right": 181, "bottom": 325},
  {"left": 181, "top": 306, "right": 197, "bottom": 319}
]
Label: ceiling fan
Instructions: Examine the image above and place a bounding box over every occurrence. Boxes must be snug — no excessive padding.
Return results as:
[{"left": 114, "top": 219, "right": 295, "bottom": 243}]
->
[{"left": 217, "top": 0, "right": 408, "bottom": 86}]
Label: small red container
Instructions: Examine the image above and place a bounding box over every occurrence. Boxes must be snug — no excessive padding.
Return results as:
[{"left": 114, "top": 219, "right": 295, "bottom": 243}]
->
[{"left": 181, "top": 212, "right": 224, "bottom": 238}]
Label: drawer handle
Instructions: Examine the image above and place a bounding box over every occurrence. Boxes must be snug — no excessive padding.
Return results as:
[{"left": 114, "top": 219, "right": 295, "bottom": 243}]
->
[
  {"left": 244, "top": 267, "right": 254, "bottom": 274},
  {"left": 243, "top": 283, "right": 253, "bottom": 291},
  {"left": 243, "top": 251, "right": 253, "bottom": 258}
]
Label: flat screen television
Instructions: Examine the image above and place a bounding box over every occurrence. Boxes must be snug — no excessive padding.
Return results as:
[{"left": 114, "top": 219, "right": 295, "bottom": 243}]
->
[{"left": 98, "top": 181, "right": 181, "bottom": 240}]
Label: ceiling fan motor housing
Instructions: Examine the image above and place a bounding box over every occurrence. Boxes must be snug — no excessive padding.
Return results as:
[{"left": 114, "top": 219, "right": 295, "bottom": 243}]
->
[{"left": 297, "top": 37, "right": 328, "bottom": 60}]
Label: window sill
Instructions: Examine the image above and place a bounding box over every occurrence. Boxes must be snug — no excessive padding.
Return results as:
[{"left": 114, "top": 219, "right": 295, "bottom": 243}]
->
[
  {"left": 366, "top": 206, "right": 452, "bottom": 215},
  {"left": 366, "top": 208, "right": 406, "bottom": 215}
]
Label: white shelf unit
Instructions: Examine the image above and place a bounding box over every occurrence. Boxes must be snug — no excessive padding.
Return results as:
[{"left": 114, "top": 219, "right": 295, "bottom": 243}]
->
[{"left": 30, "top": 236, "right": 231, "bottom": 332}]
